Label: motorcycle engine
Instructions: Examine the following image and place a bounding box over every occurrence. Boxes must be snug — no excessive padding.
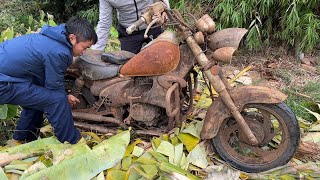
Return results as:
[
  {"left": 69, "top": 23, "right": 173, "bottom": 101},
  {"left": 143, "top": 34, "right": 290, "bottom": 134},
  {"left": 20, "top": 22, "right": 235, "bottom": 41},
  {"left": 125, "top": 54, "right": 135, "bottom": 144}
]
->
[{"left": 130, "top": 103, "right": 164, "bottom": 126}]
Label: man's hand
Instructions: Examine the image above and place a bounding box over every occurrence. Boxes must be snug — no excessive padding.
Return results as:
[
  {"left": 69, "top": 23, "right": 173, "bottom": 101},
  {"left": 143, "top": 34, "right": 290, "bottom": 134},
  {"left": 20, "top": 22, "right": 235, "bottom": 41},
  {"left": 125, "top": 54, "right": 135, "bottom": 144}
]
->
[{"left": 67, "top": 94, "right": 80, "bottom": 106}]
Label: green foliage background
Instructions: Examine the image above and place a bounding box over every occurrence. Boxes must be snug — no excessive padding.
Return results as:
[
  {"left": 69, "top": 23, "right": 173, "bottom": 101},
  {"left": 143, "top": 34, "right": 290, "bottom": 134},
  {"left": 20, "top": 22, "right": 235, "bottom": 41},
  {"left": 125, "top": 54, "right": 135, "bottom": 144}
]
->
[
  {"left": 2, "top": 0, "right": 320, "bottom": 52},
  {"left": 0, "top": 0, "right": 319, "bottom": 144}
]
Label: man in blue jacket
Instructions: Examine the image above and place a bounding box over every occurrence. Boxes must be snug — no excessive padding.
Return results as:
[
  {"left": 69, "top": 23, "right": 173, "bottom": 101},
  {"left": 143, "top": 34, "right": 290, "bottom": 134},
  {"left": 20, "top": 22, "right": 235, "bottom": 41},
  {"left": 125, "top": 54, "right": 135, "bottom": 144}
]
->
[{"left": 0, "top": 17, "right": 97, "bottom": 144}]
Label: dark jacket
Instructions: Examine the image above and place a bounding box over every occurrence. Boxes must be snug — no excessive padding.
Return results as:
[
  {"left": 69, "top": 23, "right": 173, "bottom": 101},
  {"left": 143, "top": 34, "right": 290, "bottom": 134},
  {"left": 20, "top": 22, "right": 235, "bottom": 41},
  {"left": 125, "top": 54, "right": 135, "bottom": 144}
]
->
[{"left": 0, "top": 24, "right": 73, "bottom": 92}]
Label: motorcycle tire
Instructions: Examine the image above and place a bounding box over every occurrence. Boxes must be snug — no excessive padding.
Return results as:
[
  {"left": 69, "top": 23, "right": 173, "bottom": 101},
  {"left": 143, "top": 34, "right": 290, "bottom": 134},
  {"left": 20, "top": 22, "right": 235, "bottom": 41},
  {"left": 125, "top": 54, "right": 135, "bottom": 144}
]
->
[{"left": 212, "top": 102, "right": 300, "bottom": 173}]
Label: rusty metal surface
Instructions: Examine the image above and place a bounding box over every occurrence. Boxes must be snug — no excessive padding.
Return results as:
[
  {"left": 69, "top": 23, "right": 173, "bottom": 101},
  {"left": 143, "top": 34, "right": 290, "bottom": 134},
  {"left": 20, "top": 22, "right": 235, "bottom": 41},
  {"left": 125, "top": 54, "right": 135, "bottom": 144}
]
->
[
  {"left": 72, "top": 111, "right": 127, "bottom": 128},
  {"left": 90, "top": 77, "right": 132, "bottom": 96},
  {"left": 99, "top": 80, "right": 133, "bottom": 107},
  {"left": 210, "top": 47, "right": 236, "bottom": 63},
  {"left": 120, "top": 41, "right": 180, "bottom": 76},
  {"left": 194, "top": 32, "right": 205, "bottom": 44},
  {"left": 74, "top": 121, "right": 117, "bottom": 134},
  {"left": 208, "top": 28, "right": 248, "bottom": 51},
  {"left": 201, "top": 86, "right": 287, "bottom": 139},
  {"left": 143, "top": 31, "right": 179, "bottom": 48},
  {"left": 216, "top": 104, "right": 288, "bottom": 165},
  {"left": 165, "top": 83, "right": 181, "bottom": 129},
  {"left": 130, "top": 103, "right": 162, "bottom": 126},
  {"left": 157, "top": 75, "right": 187, "bottom": 89},
  {"left": 210, "top": 65, "right": 220, "bottom": 75},
  {"left": 169, "top": 44, "right": 195, "bottom": 78}
]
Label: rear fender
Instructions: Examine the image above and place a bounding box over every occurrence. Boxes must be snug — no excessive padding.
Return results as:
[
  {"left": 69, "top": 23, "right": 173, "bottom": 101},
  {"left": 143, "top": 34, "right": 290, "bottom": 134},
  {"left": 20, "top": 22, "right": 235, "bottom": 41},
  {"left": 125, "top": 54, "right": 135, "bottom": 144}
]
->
[{"left": 200, "top": 86, "right": 287, "bottom": 139}]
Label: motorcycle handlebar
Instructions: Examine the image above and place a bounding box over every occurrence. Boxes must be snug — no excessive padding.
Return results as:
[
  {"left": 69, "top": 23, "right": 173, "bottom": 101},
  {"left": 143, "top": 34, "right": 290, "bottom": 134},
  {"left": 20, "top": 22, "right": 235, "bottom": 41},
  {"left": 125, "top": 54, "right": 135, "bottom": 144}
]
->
[{"left": 126, "top": 18, "right": 145, "bottom": 34}]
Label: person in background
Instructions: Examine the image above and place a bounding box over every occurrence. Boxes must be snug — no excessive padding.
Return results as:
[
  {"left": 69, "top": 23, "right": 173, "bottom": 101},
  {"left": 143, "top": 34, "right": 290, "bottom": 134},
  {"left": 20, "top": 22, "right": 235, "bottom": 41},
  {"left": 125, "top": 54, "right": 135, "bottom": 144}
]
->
[
  {"left": 0, "top": 17, "right": 97, "bottom": 144},
  {"left": 91, "top": 0, "right": 170, "bottom": 54}
]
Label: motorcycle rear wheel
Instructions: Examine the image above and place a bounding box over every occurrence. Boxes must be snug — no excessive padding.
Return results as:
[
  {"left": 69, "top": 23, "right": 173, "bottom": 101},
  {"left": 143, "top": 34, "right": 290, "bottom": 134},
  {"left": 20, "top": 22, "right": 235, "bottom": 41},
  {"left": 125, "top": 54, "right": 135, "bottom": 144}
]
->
[{"left": 212, "top": 102, "right": 300, "bottom": 173}]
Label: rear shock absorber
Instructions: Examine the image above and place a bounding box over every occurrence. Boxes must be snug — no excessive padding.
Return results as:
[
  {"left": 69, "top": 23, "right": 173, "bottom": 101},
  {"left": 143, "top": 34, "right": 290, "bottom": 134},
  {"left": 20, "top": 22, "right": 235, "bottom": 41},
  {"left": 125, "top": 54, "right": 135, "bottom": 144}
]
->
[{"left": 71, "top": 76, "right": 85, "bottom": 97}]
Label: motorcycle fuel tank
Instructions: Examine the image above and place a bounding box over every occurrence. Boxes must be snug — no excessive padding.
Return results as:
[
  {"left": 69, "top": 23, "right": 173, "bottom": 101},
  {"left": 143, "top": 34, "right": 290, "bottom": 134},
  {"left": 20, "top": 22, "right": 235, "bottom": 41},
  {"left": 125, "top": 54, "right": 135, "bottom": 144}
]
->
[{"left": 120, "top": 32, "right": 180, "bottom": 76}]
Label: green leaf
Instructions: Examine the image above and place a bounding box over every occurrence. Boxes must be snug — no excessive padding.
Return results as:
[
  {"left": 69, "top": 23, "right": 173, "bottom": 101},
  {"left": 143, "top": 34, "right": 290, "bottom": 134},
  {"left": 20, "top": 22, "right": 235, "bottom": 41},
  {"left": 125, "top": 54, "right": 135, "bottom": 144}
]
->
[
  {"left": 6, "top": 104, "right": 17, "bottom": 120},
  {"left": 181, "top": 121, "right": 203, "bottom": 139},
  {"left": 156, "top": 141, "right": 174, "bottom": 159},
  {"left": 40, "top": 10, "right": 45, "bottom": 21},
  {"left": 0, "top": 104, "right": 8, "bottom": 120},
  {"left": 304, "top": 107, "right": 320, "bottom": 122},
  {"left": 140, "top": 164, "right": 158, "bottom": 179},
  {"left": 302, "top": 132, "right": 320, "bottom": 143},
  {"left": 173, "top": 144, "right": 183, "bottom": 166},
  {"left": 28, "top": 15, "right": 34, "bottom": 26},
  {"left": 4, "top": 162, "right": 31, "bottom": 171},
  {"left": 135, "top": 157, "right": 158, "bottom": 165},
  {"left": 170, "top": 136, "right": 180, "bottom": 146},
  {"left": 48, "top": 20, "right": 57, "bottom": 27},
  {"left": 186, "top": 144, "right": 208, "bottom": 169},
  {"left": 132, "top": 146, "right": 144, "bottom": 157},
  {"left": 20, "top": 131, "right": 130, "bottom": 180},
  {"left": 151, "top": 137, "right": 161, "bottom": 149},
  {"left": 195, "top": 88, "right": 213, "bottom": 109},
  {"left": 0, "top": 167, "right": 8, "bottom": 180},
  {"left": 126, "top": 168, "right": 142, "bottom": 180},
  {"left": 106, "top": 169, "right": 126, "bottom": 180},
  {"left": 110, "top": 26, "right": 118, "bottom": 38},
  {"left": 180, "top": 153, "right": 189, "bottom": 170},
  {"left": 125, "top": 139, "right": 142, "bottom": 156},
  {"left": 159, "top": 162, "right": 201, "bottom": 180},
  {"left": 121, "top": 156, "right": 132, "bottom": 171},
  {"left": 1, "top": 137, "right": 60, "bottom": 155},
  {"left": 309, "top": 124, "right": 320, "bottom": 132},
  {"left": 280, "top": 174, "right": 296, "bottom": 180},
  {"left": 149, "top": 150, "right": 169, "bottom": 163},
  {"left": 133, "top": 165, "right": 155, "bottom": 179},
  {"left": 48, "top": 140, "right": 90, "bottom": 164}
]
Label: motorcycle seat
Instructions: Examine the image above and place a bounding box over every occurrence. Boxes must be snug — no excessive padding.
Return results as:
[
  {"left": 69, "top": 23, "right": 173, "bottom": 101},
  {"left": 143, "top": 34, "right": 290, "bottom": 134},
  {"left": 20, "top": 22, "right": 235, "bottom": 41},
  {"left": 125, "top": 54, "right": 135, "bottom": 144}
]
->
[
  {"left": 76, "top": 53, "right": 120, "bottom": 81},
  {"left": 101, "top": 51, "right": 135, "bottom": 65}
]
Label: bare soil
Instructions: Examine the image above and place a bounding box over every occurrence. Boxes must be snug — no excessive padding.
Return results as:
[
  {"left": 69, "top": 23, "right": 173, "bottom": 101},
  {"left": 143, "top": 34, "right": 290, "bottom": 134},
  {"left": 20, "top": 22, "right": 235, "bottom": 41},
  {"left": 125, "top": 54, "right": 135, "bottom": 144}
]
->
[{"left": 223, "top": 50, "right": 320, "bottom": 91}]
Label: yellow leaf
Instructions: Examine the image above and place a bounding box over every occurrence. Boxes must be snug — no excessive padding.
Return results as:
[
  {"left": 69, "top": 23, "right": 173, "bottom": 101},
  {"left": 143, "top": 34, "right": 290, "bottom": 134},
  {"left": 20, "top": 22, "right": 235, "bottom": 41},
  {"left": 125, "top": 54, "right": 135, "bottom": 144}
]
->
[
  {"left": 121, "top": 156, "right": 132, "bottom": 171},
  {"left": 151, "top": 137, "right": 161, "bottom": 149},
  {"left": 106, "top": 169, "right": 126, "bottom": 180},
  {"left": 194, "top": 94, "right": 201, "bottom": 101},
  {"left": 125, "top": 139, "right": 142, "bottom": 157},
  {"left": 229, "top": 66, "right": 253, "bottom": 83},
  {"left": 170, "top": 136, "right": 180, "bottom": 146},
  {"left": 162, "top": 134, "right": 169, "bottom": 142},
  {"left": 177, "top": 133, "right": 200, "bottom": 152},
  {"left": 279, "top": 174, "right": 296, "bottom": 180},
  {"left": 81, "top": 132, "right": 102, "bottom": 143},
  {"left": 239, "top": 173, "right": 249, "bottom": 179}
]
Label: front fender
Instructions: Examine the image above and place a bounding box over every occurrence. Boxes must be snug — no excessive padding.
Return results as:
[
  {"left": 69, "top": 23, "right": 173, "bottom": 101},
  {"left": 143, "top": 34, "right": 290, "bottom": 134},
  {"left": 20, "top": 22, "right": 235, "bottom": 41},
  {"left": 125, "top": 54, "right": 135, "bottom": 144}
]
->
[{"left": 200, "top": 86, "right": 287, "bottom": 139}]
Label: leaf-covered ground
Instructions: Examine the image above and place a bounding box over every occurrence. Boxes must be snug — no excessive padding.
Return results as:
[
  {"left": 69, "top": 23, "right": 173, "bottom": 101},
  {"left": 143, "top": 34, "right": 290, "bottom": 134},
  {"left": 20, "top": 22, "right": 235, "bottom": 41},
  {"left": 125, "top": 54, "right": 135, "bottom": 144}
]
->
[{"left": 0, "top": 51, "right": 319, "bottom": 179}]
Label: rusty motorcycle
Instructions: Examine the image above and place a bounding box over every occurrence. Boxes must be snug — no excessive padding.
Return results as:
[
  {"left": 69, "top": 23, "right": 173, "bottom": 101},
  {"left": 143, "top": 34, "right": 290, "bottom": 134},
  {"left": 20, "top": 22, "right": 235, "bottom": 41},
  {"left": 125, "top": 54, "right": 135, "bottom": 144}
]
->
[{"left": 65, "top": 2, "right": 300, "bottom": 173}]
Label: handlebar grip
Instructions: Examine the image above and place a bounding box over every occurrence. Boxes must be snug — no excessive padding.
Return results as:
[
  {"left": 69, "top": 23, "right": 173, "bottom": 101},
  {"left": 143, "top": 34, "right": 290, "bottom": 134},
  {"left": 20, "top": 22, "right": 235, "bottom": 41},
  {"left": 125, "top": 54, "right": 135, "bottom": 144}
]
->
[{"left": 126, "top": 18, "right": 145, "bottom": 34}]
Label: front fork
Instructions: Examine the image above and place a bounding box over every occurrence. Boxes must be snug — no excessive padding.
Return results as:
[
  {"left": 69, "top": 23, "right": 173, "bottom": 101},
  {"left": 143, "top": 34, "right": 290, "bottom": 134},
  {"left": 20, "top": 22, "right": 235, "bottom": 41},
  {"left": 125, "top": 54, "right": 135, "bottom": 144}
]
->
[{"left": 185, "top": 35, "right": 259, "bottom": 145}]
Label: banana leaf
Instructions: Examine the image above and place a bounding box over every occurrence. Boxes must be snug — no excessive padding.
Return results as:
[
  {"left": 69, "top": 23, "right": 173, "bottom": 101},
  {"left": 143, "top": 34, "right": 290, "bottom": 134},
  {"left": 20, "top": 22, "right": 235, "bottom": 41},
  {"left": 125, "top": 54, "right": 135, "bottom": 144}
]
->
[
  {"left": 187, "top": 144, "right": 208, "bottom": 169},
  {"left": 159, "top": 162, "right": 201, "bottom": 180},
  {"left": 1, "top": 137, "right": 60, "bottom": 155},
  {"left": 20, "top": 131, "right": 130, "bottom": 180},
  {"left": 0, "top": 137, "right": 60, "bottom": 166},
  {"left": 156, "top": 141, "right": 174, "bottom": 159},
  {"left": 0, "top": 167, "right": 8, "bottom": 180}
]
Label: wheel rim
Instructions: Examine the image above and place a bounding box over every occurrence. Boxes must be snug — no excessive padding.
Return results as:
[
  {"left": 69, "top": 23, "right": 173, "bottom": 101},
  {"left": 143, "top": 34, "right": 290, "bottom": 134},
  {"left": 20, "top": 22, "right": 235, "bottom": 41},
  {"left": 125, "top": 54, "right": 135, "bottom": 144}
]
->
[{"left": 217, "top": 104, "right": 290, "bottom": 165}]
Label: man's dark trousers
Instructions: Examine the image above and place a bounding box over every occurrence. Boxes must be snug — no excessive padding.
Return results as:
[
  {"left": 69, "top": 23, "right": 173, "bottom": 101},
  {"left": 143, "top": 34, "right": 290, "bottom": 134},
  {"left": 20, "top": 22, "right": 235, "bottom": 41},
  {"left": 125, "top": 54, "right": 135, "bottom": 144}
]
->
[{"left": 0, "top": 81, "right": 80, "bottom": 143}]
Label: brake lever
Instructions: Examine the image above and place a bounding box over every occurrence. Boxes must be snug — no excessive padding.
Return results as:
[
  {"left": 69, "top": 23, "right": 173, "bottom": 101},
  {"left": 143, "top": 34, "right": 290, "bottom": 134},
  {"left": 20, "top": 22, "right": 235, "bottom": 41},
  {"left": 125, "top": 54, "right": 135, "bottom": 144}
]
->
[{"left": 143, "top": 17, "right": 160, "bottom": 39}]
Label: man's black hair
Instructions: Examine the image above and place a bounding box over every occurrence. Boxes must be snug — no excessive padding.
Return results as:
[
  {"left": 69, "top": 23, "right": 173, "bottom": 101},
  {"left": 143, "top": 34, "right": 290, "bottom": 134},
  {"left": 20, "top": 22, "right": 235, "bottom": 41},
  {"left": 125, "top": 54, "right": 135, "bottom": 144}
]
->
[{"left": 66, "top": 17, "right": 98, "bottom": 44}]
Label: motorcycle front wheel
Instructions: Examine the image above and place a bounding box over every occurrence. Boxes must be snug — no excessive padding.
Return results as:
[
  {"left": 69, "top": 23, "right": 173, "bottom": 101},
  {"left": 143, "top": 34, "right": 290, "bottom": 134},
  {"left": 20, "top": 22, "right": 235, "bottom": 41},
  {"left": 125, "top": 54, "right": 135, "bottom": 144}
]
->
[{"left": 213, "top": 102, "right": 300, "bottom": 173}]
